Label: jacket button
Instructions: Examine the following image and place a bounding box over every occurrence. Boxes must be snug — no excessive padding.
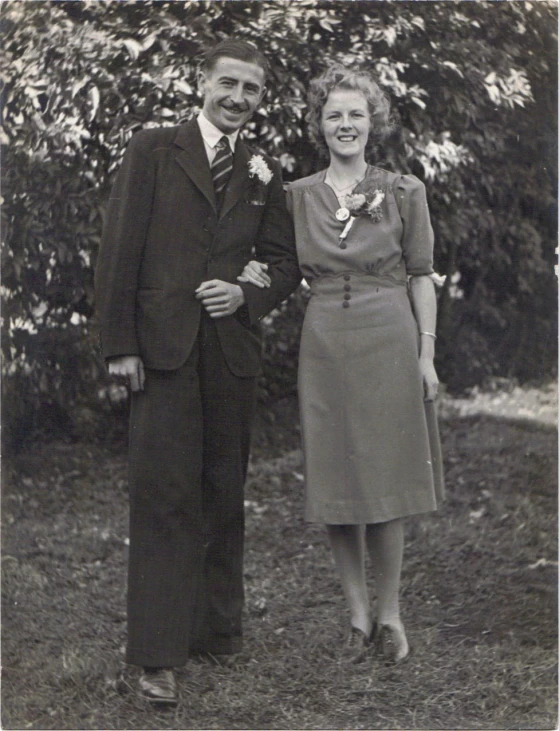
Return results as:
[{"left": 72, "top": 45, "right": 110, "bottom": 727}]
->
[
  {"left": 344, "top": 284, "right": 351, "bottom": 292},
  {"left": 342, "top": 301, "right": 350, "bottom": 308},
  {"left": 344, "top": 274, "right": 351, "bottom": 281},
  {"left": 340, "top": 242, "right": 347, "bottom": 250},
  {"left": 344, "top": 293, "right": 351, "bottom": 300}
]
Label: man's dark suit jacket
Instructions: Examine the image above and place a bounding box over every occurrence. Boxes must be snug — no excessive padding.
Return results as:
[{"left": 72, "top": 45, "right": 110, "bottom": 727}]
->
[{"left": 95, "top": 119, "right": 300, "bottom": 377}]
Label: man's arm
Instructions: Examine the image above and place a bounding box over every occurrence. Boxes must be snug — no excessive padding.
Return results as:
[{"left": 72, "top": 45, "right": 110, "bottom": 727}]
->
[
  {"left": 95, "top": 130, "right": 155, "bottom": 360},
  {"left": 236, "top": 158, "right": 301, "bottom": 323}
]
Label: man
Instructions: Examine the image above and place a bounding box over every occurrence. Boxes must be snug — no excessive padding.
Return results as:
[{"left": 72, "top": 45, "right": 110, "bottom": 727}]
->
[{"left": 95, "top": 39, "right": 300, "bottom": 705}]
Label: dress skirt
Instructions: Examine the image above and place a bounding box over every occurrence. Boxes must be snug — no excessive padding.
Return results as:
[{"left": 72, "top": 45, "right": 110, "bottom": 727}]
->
[{"left": 298, "top": 271, "right": 444, "bottom": 525}]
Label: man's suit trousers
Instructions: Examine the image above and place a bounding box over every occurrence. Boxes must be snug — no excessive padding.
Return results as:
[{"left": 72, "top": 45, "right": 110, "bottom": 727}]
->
[{"left": 126, "top": 314, "right": 256, "bottom": 667}]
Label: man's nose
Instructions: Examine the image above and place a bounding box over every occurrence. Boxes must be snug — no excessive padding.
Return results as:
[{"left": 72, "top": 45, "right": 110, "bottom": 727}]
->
[{"left": 230, "top": 85, "right": 245, "bottom": 105}]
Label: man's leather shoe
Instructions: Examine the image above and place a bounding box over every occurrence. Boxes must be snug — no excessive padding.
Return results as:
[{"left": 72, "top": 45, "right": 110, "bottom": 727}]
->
[{"left": 139, "top": 668, "right": 177, "bottom": 706}]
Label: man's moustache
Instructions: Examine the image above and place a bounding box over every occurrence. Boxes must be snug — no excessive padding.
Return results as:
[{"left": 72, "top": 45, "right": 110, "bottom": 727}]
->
[{"left": 221, "top": 104, "right": 248, "bottom": 114}]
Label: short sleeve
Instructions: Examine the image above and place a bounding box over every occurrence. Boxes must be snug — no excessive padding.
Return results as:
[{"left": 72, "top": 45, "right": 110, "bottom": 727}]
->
[{"left": 394, "top": 174, "right": 434, "bottom": 276}]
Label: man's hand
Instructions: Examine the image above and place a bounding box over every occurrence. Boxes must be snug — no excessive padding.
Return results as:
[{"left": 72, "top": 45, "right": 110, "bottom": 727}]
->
[
  {"left": 108, "top": 355, "right": 145, "bottom": 392},
  {"left": 237, "top": 260, "right": 271, "bottom": 289},
  {"left": 195, "top": 279, "right": 245, "bottom": 318}
]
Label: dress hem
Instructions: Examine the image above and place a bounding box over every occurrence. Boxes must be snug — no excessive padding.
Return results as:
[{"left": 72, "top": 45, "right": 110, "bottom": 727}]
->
[{"left": 304, "top": 503, "right": 439, "bottom": 525}]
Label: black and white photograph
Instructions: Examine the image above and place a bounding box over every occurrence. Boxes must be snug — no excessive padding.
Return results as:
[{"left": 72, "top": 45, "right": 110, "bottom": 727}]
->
[{"left": 2, "top": 1, "right": 557, "bottom": 729}]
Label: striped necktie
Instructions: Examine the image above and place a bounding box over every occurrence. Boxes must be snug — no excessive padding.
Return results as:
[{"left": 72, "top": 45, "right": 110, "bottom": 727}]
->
[{"left": 211, "top": 136, "right": 233, "bottom": 197}]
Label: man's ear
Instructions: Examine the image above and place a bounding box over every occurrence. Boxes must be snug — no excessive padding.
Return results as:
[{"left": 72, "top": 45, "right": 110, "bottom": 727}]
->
[{"left": 196, "top": 69, "right": 206, "bottom": 97}]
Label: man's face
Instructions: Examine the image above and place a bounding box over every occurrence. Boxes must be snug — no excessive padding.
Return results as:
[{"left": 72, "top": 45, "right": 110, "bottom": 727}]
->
[{"left": 198, "top": 56, "right": 266, "bottom": 135}]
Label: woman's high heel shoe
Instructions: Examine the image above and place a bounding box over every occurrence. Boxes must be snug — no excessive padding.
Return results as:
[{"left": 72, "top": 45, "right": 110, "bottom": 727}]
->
[{"left": 378, "top": 623, "right": 410, "bottom": 664}]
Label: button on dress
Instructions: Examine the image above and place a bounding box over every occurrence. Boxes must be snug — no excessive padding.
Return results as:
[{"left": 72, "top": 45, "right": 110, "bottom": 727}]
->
[{"left": 287, "top": 166, "right": 444, "bottom": 525}]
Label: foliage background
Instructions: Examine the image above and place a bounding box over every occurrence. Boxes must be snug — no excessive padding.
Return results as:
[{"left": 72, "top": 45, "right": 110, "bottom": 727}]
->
[{"left": 2, "top": 0, "right": 557, "bottom": 449}]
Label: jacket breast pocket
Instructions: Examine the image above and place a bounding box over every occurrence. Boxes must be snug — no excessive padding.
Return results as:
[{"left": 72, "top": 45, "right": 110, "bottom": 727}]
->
[{"left": 244, "top": 181, "right": 268, "bottom": 207}]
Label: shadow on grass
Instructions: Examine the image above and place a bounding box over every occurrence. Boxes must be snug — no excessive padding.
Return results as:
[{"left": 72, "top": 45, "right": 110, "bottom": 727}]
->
[{"left": 2, "top": 407, "right": 557, "bottom": 730}]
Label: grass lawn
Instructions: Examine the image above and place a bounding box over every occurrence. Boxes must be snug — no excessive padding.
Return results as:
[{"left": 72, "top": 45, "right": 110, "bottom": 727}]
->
[{"left": 2, "top": 393, "right": 557, "bottom": 730}]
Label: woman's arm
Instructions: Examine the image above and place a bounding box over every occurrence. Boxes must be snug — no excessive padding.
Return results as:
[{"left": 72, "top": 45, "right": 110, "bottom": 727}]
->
[{"left": 409, "top": 275, "right": 439, "bottom": 401}]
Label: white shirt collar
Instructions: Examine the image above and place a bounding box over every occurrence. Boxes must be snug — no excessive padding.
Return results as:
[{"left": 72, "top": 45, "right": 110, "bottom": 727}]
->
[{"left": 197, "top": 112, "right": 239, "bottom": 151}]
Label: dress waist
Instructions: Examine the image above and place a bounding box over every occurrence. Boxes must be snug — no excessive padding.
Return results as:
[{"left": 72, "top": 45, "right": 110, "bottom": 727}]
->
[{"left": 308, "top": 271, "right": 407, "bottom": 295}]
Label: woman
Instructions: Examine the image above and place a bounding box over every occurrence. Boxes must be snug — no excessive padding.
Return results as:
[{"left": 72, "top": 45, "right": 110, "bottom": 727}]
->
[{"left": 239, "top": 65, "right": 444, "bottom": 664}]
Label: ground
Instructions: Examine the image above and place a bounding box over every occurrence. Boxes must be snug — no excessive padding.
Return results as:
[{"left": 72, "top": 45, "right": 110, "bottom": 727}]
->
[{"left": 2, "top": 383, "right": 557, "bottom": 730}]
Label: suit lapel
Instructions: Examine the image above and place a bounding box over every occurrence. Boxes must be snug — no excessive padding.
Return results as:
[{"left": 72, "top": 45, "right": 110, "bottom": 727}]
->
[
  {"left": 220, "top": 141, "right": 251, "bottom": 220},
  {"left": 173, "top": 121, "right": 252, "bottom": 219},
  {"left": 173, "top": 120, "right": 216, "bottom": 212}
]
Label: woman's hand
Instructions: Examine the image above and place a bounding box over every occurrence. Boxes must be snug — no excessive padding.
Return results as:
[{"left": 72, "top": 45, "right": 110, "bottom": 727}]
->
[
  {"left": 419, "top": 356, "right": 439, "bottom": 402},
  {"left": 237, "top": 260, "right": 271, "bottom": 289}
]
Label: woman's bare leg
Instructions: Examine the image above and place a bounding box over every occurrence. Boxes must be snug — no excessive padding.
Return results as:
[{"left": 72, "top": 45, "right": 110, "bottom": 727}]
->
[
  {"left": 366, "top": 518, "right": 409, "bottom": 660},
  {"left": 326, "top": 524, "right": 372, "bottom": 635},
  {"left": 365, "top": 518, "right": 404, "bottom": 624}
]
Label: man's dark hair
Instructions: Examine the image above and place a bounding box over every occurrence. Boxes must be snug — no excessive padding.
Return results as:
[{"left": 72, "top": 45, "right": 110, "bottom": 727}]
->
[{"left": 201, "top": 39, "right": 270, "bottom": 79}]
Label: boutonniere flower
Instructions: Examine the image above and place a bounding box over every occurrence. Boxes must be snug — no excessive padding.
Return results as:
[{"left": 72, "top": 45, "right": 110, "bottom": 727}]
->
[
  {"left": 248, "top": 155, "right": 273, "bottom": 185},
  {"left": 337, "top": 188, "right": 385, "bottom": 244}
]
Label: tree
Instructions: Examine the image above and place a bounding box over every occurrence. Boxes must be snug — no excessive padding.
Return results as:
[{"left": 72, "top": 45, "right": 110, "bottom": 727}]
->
[{"left": 2, "top": 0, "right": 556, "bottom": 447}]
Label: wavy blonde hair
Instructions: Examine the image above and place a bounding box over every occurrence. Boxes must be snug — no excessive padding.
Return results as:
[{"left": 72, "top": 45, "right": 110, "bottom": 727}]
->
[{"left": 306, "top": 64, "right": 394, "bottom": 158}]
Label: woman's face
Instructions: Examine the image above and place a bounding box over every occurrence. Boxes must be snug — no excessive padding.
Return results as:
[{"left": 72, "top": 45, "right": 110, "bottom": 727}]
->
[{"left": 320, "top": 89, "right": 371, "bottom": 161}]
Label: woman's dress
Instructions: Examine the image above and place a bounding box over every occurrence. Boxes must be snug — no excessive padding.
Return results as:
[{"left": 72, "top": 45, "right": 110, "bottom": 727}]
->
[{"left": 287, "top": 166, "right": 444, "bottom": 525}]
